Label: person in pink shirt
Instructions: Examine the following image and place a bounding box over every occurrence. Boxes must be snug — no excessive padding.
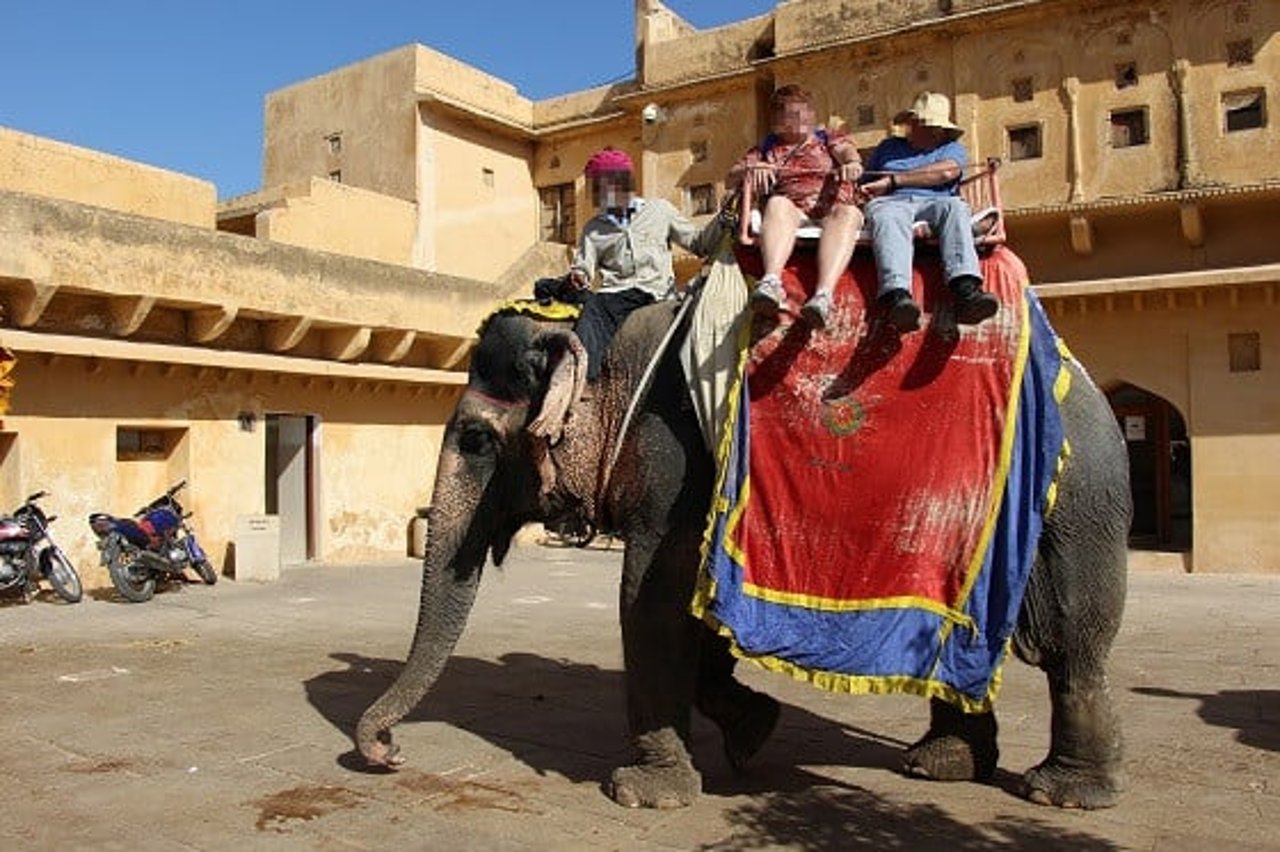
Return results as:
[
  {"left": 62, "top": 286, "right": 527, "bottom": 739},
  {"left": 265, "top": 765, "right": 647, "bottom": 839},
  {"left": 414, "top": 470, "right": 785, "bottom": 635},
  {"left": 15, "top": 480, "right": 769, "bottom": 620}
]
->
[{"left": 728, "top": 85, "right": 864, "bottom": 329}]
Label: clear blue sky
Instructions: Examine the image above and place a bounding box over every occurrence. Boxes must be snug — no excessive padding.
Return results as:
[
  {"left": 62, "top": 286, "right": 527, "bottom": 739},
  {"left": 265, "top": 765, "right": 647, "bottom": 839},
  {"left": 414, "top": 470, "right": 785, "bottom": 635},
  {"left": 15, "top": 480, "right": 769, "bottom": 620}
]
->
[{"left": 0, "top": 1, "right": 776, "bottom": 200}]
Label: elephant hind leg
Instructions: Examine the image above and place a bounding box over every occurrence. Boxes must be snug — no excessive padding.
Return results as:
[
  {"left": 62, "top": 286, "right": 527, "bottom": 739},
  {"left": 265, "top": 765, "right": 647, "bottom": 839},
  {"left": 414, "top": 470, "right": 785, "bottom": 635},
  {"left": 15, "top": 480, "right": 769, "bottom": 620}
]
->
[
  {"left": 1021, "top": 671, "right": 1125, "bottom": 809},
  {"left": 608, "top": 729, "right": 701, "bottom": 809},
  {"left": 903, "top": 698, "right": 999, "bottom": 782},
  {"left": 695, "top": 631, "right": 780, "bottom": 772}
]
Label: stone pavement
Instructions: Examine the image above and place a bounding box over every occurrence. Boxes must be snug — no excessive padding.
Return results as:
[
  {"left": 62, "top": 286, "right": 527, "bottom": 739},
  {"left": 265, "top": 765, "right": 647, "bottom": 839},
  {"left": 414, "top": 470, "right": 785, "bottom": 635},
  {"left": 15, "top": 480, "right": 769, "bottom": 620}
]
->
[{"left": 0, "top": 546, "right": 1276, "bottom": 851}]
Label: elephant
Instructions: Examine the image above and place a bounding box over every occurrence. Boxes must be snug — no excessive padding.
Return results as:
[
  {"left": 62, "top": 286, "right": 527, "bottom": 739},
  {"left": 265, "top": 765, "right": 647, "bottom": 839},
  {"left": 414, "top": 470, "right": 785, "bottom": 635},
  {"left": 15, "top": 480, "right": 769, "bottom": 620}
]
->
[{"left": 355, "top": 295, "right": 1131, "bottom": 811}]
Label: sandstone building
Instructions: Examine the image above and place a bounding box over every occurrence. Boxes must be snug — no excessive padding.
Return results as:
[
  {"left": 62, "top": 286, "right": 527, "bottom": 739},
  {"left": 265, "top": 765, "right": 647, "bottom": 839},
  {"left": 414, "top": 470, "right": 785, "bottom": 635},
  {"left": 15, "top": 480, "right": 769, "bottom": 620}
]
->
[{"left": 1, "top": 0, "right": 1276, "bottom": 580}]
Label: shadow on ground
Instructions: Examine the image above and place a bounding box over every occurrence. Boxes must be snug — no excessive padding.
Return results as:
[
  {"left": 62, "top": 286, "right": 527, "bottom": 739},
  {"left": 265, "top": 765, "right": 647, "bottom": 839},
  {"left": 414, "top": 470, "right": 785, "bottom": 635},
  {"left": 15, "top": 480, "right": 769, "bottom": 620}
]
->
[
  {"left": 1133, "top": 686, "right": 1280, "bottom": 752},
  {"left": 701, "top": 781, "right": 1120, "bottom": 851},
  {"left": 302, "top": 650, "right": 1113, "bottom": 849}
]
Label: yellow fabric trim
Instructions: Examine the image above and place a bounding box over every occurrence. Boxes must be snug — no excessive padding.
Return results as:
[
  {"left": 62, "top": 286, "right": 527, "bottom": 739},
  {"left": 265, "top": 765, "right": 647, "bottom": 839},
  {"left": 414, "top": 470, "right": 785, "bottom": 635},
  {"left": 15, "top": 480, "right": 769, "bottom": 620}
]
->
[
  {"left": 0, "top": 346, "right": 15, "bottom": 417},
  {"left": 701, "top": 616, "right": 1007, "bottom": 713},
  {"left": 1053, "top": 358, "right": 1072, "bottom": 403},
  {"left": 475, "top": 298, "right": 581, "bottom": 338},
  {"left": 740, "top": 584, "right": 978, "bottom": 630},
  {"left": 690, "top": 308, "right": 753, "bottom": 619},
  {"left": 933, "top": 292, "right": 1033, "bottom": 664}
]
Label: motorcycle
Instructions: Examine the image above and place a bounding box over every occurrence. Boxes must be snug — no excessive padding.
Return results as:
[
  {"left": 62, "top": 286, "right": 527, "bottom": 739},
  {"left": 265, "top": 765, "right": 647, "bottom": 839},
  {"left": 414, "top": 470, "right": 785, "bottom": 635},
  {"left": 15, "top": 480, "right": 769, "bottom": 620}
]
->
[
  {"left": 88, "top": 480, "right": 217, "bottom": 603},
  {"left": 0, "top": 491, "right": 84, "bottom": 604}
]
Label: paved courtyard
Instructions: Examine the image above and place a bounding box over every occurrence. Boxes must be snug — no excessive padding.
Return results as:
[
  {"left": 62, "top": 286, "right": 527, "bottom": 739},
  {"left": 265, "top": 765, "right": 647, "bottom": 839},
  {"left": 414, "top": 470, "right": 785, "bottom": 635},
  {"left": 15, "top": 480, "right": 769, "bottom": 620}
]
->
[{"left": 0, "top": 545, "right": 1276, "bottom": 850}]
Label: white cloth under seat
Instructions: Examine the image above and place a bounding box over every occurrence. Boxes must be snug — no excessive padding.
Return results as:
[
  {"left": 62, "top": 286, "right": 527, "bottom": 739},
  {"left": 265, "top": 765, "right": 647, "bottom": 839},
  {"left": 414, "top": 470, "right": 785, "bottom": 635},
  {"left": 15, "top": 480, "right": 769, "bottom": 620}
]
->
[{"left": 748, "top": 206, "right": 1001, "bottom": 242}]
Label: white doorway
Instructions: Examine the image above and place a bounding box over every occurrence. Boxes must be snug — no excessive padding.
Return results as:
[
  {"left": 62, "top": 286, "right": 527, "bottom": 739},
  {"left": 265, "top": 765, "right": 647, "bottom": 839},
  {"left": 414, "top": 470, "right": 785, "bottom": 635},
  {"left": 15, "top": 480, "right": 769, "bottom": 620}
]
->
[{"left": 265, "top": 414, "right": 317, "bottom": 564}]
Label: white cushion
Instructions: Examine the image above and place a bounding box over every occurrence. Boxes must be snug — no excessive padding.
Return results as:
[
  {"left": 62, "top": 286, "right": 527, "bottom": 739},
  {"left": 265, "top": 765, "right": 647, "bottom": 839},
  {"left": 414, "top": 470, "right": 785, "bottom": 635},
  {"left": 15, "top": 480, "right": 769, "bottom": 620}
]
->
[{"left": 748, "top": 206, "right": 1000, "bottom": 241}]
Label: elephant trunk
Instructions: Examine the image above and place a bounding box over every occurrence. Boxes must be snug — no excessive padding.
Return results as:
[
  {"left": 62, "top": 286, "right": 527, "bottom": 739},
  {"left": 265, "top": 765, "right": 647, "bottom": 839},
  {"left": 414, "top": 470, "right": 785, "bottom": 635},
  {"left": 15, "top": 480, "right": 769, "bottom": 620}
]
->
[{"left": 356, "top": 448, "right": 490, "bottom": 768}]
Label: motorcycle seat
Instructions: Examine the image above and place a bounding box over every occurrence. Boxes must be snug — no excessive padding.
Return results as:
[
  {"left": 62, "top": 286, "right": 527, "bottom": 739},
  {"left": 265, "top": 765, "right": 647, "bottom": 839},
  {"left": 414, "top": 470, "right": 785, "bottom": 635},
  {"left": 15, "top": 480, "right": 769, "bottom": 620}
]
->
[{"left": 89, "top": 513, "right": 153, "bottom": 548}]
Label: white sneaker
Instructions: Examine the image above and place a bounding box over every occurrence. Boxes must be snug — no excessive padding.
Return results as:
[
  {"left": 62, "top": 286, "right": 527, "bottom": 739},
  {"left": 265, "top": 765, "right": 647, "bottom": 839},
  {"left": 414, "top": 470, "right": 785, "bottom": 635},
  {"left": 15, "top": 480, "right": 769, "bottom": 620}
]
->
[{"left": 751, "top": 274, "right": 784, "bottom": 314}]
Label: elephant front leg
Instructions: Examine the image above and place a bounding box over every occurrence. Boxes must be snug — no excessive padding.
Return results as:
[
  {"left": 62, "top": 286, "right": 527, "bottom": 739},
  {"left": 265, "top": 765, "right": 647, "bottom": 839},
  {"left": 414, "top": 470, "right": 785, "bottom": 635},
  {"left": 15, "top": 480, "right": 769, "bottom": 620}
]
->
[
  {"left": 607, "top": 544, "right": 702, "bottom": 809},
  {"left": 1023, "top": 670, "right": 1125, "bottom": 809},
  {"left": 903, "top": 697, "right": 1000, "bottom": 782}
]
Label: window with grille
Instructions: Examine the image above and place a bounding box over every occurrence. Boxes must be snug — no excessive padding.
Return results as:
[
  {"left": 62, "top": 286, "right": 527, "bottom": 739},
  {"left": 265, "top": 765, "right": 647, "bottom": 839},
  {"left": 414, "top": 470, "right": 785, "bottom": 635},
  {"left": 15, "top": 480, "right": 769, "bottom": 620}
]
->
[
  {"left": 1227, "top": 39, "right": 1254, "bottom": 66},
  {"left": 327, "top": 170, "right": 342, "bottom": 183},
  {"left": 539, "top": 183, "right": 576, "bottom": 244},
  {"left": 1008, "top": 125, "right": 1042, "bottom": 160},
  {"left": 1228, "top": 333, "right": 1260, "bottom": 373},
  {"left": 117, "top": 427, "right": 184, "bottom": 461},
  {"left": 688, "top": 184, "right": 717, "bottom": 216},
  {"left": 1011, "top": 77, "right": 1033, "bottom": 103},
  {"left": 1223, "top": 89, "right": 1266, "bottom": 132},
  {"left": 856, "top": 105, "right": 875, "bottom": 127},
  {"left": 325, "top": 133, "right": 342, "bottom": 155},
  {"left": 1115, "top": 62, "right": 1138, "bottom": 89},
  {"left": 1109, "top": 108, "right": 1148, "bottom": 147}
]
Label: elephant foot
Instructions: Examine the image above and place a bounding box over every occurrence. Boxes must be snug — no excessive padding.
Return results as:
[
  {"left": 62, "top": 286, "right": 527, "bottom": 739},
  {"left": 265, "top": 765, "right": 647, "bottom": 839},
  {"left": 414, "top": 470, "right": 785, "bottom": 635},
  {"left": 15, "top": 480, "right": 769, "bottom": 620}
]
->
[
  {"left": 902, "top": 701, "right": 998, "bottom": 782},
  {"left": 1022, "top": 758, "right": 1124, "bottom": 810},
  {"left": 606, "top": 729, "right": 701, "bottom": 809}
]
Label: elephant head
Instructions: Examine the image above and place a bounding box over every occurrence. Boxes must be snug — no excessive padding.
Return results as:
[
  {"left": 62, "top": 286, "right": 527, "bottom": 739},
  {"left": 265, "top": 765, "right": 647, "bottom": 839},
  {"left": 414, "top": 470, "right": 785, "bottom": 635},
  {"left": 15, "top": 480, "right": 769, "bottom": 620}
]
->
[{"left": 356, "top": 312, "right": 598, "bottom": 767}]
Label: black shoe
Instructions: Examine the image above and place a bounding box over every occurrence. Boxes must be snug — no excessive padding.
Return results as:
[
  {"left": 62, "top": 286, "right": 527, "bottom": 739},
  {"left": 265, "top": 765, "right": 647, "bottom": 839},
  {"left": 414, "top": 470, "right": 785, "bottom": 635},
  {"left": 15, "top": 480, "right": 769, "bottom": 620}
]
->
[
  {"left": 880, "top": 289, "right": 921, "bottom": 333},
  {"left": 949, "top": 277, "right": 999, "bottom": 325},
  {"left": 955, "top": 291, "right": 999, "bottom": 325}
]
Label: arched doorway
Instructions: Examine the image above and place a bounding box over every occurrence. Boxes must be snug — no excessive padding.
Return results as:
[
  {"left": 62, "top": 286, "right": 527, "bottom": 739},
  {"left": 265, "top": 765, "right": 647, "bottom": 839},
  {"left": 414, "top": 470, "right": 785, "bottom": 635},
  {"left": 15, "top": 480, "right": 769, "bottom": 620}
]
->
[{"left": 1106, "top": 383, "right": 1191, "bottom": 551}]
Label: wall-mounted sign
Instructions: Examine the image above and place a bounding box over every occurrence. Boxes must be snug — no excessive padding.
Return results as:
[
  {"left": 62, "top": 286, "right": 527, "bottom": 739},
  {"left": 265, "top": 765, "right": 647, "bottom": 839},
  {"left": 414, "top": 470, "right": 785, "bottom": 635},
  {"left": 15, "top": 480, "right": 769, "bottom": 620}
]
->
[{"left": 1124, "top": 415, "right": 1147, "bottom": 441}]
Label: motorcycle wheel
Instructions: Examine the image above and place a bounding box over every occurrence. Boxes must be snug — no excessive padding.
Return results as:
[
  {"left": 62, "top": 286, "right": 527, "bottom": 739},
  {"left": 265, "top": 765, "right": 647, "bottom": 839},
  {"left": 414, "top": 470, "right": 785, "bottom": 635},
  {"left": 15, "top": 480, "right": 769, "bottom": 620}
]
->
[
  {"left": 107, "top": 553, "right": 155, "bottom": 603},
  {"left": 192, "top": 559, "right": 217, "bottom": 585},
  {"left": 43, "top": 549, "right": 83, "bottom": 604}
]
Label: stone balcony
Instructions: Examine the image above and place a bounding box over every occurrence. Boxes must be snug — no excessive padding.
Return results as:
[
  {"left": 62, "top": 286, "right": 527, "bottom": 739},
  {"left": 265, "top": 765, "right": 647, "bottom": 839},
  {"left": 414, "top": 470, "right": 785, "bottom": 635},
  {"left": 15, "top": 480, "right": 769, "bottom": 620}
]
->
[{"left": 0, "top": 190, "right": 511, "bottom": 385}]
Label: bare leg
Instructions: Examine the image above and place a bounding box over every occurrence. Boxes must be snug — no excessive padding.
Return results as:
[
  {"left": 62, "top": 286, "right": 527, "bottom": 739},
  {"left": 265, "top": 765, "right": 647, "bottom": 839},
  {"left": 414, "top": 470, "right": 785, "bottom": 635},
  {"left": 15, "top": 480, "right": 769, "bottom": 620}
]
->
[
  {"left": 813, "top": 203, "right": 862, "bottom": 299},
  {"left": 759, "top": 195, "right": 803, "bottom": 280}
]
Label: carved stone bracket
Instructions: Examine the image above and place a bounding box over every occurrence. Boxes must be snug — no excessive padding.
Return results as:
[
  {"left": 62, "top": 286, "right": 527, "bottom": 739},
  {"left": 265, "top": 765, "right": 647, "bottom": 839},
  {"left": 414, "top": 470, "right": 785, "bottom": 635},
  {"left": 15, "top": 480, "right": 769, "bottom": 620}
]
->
[
  {"left": 440, "top": 339, "right": 473, "bottom": 370},
  {"left": 187, "top": 305, "right": 239, "bottom": 343},
  {"left": 1179, "top": 202, "right": 1205, "bottom": 247},
  {"left": 369, "top": 329, "right": 417, "bottom": 363},
  {"left": 323, "top": 326, "right": 372, "bottom": 362},
  {"left": 1069, "top": 214, "right": 1094, "bottom": 255},
  {"left": 107, "top": 295, "right": 157, "bottom": 337},
  {"left": 264, "top": 316, "right": 313, "bottom": 352},
  {"left": 10, "top": 279, "right": 59, "bottom": 328}
]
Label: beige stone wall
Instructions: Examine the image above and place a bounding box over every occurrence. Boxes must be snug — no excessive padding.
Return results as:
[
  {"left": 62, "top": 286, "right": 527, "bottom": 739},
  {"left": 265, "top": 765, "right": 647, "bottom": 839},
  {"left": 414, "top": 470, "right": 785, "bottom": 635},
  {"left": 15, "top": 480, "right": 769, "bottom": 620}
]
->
[
  {"left": 264, "top": 46, "right": 420, "bottom": 204},
  {"left": 1008, "top": 192, "right": 1280, "bottom": 285},
  {"left": 640, "top": 14, "right": 770, "bottom": 88},
  {"left": 1045, "top": 281, "right": 1280, "bottom": 574},
  {"left": 1182, "top": 7, "right": 1280, "bottom": 186},
  {"left": 0, "top": 127, "right": 215, "bottom": 227},
  {"left": 413, "top": 45, "right": 533, "bottom": 127},
  {"left": 419, "top": 109, "right": 538, "bottom": 281},
  {"left": 0, "top": 356, "right": 458, "bottom": 588},
  {"left": 251, "top": 178, "right": 418, "bottom": 267}
]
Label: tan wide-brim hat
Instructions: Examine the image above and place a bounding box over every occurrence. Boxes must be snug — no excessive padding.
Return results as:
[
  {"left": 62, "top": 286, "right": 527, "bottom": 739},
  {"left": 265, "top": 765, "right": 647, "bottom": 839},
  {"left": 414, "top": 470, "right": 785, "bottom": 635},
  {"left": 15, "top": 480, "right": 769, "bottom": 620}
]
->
[{"left": 893, "top": 91, "right": 964, "bottom": 139}]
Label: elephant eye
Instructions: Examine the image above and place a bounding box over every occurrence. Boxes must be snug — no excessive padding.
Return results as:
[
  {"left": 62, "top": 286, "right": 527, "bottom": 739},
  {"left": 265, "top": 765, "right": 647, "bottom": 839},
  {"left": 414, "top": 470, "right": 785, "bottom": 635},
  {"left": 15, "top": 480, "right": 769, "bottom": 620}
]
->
[{"left": 457, "top": 422, "right": 497, "bottom": 456}]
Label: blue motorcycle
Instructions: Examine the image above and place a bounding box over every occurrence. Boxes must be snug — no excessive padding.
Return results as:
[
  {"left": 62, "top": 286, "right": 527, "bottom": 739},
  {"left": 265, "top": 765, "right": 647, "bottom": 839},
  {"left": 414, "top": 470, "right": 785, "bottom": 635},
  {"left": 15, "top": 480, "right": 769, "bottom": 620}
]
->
[{"left": 88, "top": 480, "right": 216, "bottom": 602}]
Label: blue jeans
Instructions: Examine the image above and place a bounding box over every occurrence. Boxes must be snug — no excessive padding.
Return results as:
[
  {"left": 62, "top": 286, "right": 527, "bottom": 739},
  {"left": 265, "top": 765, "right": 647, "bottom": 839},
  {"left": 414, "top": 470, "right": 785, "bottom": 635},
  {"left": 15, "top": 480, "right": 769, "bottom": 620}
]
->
[{"left": 865, "top": 195, "right": 981, "bottom": 298}]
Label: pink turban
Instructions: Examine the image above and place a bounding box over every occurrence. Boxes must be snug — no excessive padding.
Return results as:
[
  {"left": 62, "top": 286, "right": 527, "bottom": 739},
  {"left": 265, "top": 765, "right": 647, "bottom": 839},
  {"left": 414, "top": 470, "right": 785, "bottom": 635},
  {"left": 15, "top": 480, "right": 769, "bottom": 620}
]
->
[{"left": 584, "top": 147, "right": 633, "bottom": 178}]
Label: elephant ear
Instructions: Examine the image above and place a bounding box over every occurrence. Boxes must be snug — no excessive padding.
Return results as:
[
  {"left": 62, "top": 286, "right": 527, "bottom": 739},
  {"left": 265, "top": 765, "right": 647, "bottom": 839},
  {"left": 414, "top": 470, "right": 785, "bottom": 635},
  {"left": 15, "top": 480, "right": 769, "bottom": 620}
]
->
[{"left": 526, "top": 328, "right": 587, "bottom": 444}]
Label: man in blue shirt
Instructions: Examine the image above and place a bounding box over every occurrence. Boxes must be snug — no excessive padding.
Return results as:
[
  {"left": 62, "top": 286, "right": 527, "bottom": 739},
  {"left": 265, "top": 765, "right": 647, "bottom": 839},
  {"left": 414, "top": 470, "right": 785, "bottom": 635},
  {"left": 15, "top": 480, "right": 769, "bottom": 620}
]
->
[{"left": 861, "top": 92, "right": 999, "bottom": 333}]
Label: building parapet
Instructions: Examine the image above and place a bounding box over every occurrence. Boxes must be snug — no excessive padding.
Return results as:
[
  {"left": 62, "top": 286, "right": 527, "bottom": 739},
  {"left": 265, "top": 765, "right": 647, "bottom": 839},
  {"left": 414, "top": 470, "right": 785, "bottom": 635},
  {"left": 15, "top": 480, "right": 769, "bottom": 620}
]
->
[
  {"left": 1034, "top": 263, "right": 1280, "bottom": 299},
  {"left": 1006, "top": 180, "right": 1280, "bottom": 219},
  {"left": 0, "top": 126, "right": 216, "bottom": 228}
]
